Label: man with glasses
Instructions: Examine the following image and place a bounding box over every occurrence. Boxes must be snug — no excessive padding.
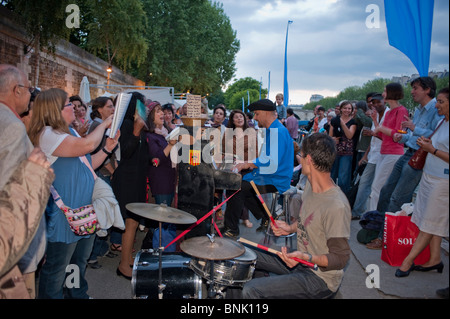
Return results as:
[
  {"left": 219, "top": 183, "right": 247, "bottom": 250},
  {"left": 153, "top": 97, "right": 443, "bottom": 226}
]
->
[{"left": 0, "top": 64, "right": 46, "bottom": 298}]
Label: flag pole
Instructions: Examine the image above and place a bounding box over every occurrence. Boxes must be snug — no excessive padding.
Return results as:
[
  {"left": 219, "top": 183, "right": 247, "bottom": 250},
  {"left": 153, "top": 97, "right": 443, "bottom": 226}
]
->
[{"left": 283, "top": 20, "right": 293, "bottom": 106}]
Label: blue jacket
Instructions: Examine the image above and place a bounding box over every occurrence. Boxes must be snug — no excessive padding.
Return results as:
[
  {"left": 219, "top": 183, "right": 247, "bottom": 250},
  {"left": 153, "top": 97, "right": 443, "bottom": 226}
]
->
[{"left": 243, "top": 119, "right": 294, "bottom": 193}]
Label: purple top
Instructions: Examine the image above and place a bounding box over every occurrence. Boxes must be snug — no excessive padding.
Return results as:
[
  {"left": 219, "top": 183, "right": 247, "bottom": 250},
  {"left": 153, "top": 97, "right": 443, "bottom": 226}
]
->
[{"left": 146, "top": 132, "right": 176, "bottom": 195}]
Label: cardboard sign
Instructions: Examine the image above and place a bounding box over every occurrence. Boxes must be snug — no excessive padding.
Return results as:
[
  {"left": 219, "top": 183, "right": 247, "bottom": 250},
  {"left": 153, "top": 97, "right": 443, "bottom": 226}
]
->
[{"left": 186, "top": 94, "right": 202, "bottom": 118}]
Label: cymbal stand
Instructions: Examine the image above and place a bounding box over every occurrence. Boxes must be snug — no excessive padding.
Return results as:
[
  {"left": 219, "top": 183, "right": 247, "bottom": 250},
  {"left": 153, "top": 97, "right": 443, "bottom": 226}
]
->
[
  {"left": 206, "top": 208, "right": 216, "bottom": 298},
  {"left": 157, "top": 221, "right": 166, "bottom": 299}
]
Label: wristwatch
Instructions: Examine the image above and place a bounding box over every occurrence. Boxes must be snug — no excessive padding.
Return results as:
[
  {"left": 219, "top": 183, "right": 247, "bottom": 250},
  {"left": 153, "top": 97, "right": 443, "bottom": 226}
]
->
[
  {"left": 305, "top": 253, "right": 313, "bottom": 262},
  {"left": 433, "top": 149, "right": 439, "bottom": 155},
  {"left": 102, "top": 147, "right": 113, "bottom": 157}
]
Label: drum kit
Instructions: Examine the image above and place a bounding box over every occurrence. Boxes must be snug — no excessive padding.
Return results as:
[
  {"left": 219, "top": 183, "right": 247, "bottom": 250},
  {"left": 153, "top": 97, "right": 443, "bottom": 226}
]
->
[{"left": 126, "top": 202, "right": 256, "bottom": 299}]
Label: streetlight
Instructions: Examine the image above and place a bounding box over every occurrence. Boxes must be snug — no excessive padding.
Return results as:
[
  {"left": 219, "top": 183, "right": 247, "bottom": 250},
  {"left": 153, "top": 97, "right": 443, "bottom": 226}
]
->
[{"left": 106, "top": 65, "right": 113, "bottom": 87}]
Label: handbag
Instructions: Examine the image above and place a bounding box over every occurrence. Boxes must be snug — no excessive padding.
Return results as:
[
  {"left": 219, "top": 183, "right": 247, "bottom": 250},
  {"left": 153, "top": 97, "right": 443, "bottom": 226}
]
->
[
  {"left": 408, "top": 120, "right": 444, "bottom": 170},
  {"left": 407, "top": 148, "right": 428, "bottom": 170},
  {"left": 49, "top": 155, "right": 99, "bottom": 236},
  {"left": 381, "top": 212, "right": 430, "bottom": 267}
]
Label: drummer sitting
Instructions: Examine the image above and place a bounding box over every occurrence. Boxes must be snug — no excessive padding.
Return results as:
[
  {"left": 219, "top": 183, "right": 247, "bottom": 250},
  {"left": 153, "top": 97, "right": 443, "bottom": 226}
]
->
[
  {"left": 241, "top": 133, "right": 351, "bottom": 299},
  {"left": 223, "top": 99, "right": 294, "bottom": 237}
]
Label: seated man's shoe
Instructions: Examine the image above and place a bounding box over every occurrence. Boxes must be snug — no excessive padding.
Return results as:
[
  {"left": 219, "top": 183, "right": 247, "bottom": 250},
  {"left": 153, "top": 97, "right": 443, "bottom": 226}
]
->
[
  {"left": 223, "top": 228, "right": 239, "bottom": 240},
  {"left": 366, "top": 238, "right": 383, "bottom": 250},
  {"left": 256, "top": 219, "right": 269, "bottom": 232}
]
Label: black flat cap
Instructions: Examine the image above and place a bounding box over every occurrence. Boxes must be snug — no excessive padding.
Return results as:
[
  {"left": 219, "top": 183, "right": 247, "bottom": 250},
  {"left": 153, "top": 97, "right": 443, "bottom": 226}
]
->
[{"left": 248, "top": 99, "right": 276, "bottom": 111}]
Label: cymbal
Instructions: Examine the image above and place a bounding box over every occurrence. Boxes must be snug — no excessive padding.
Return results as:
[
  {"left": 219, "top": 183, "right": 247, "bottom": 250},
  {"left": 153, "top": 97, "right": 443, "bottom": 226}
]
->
[
  {"left": 125, "top": 203, "right": 197, "bottom": 225},
  {"left": 180, "top": 236, "right": 245, "bottom": 260}
]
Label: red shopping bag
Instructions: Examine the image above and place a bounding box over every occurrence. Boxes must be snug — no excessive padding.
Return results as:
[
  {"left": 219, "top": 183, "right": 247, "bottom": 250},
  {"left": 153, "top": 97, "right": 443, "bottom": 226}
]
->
[{"left": 381, "top": 213, "right": 430, "bottom": 267}]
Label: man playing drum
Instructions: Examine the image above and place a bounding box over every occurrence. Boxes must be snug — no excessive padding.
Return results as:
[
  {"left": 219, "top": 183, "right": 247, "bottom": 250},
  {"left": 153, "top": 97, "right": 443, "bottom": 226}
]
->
[{"left": 241, "top": 133, "right": 351, "bottom": 299}]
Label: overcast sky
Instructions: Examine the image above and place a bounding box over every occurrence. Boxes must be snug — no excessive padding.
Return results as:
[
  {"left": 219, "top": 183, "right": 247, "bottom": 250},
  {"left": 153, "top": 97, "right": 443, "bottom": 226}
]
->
[{"left": 220, "top": 0, "right": 449, "bottom": 105}]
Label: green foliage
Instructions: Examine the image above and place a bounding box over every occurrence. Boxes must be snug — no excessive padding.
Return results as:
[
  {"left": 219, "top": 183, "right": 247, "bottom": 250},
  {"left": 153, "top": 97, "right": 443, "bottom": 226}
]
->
[
  {"left": 84, "top": 0, "right": 148, "bottom": 71},
  {"left": 132, "top": 0, "right": 240, "bottom": 95},
  {"left": 224, "top": 77, "right": 267, "bottom": 109},
  {"left": 5, "top": 0, "right": 73, "bottom": 52},
  {"left": 228, "top": 89, "right": 260, "bottom": 110},
  {"left": 303, "top": 76, "right": 449, "bottom": 112}
]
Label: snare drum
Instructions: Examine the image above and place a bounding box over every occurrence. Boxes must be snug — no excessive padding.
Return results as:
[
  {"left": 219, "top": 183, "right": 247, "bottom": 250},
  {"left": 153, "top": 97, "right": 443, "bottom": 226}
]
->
[
  {"left": 189, "top": 247, "right": 256, "bottom": 287},
  {"left": 132, "top": 250, "right": 203, "bottom": 299}
]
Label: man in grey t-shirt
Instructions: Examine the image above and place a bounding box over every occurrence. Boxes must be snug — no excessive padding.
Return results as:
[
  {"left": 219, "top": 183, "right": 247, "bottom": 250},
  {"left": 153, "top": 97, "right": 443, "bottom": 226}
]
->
[{"left": 241, "top": 133, "right": 351, "bottom": 299}]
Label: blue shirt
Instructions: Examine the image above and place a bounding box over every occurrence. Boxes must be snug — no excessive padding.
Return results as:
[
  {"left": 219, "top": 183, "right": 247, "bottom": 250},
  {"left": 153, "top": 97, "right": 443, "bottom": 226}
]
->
[
  {"left": 243, "top": 119, "right": 294, "bottom": 193},
  {"left": 400, "top": 98, "right": 443, "bottom": 150},
  {"left": 46, "top": 129, "right": 95, "bottom": 243}
]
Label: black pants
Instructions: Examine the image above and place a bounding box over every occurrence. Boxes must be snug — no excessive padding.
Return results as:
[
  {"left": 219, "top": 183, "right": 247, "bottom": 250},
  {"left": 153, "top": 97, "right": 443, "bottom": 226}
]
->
[{"left": 224, "top": 181, "right": 277, "bottom": 233}]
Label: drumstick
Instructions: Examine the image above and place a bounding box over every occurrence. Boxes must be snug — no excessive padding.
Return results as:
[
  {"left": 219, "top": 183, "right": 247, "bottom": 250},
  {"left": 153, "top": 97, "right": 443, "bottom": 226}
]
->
[
  {"left": 249, "top": 181, "right": 278, "bottom": 228},
  {"left": 239, "top": 237, "right": 318, "bottom": 270}
]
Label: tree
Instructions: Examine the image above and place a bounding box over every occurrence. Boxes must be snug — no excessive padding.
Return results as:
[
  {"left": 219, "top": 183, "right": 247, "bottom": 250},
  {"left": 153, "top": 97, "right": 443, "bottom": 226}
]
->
[
  {"left": 224, "top": 77, "right": 268, "bottom": 110},
  {"left": 133, "top": 0, "right": 240, "bottom": 95},
  {"left": 5, "top": 0, "right": 73, "bottom": 52},
  {"left": 3, "top": 0, "right": 74, "bottom": 86},
  {"left": 84, "top": 0, "right": 148, "bottom": 72}
]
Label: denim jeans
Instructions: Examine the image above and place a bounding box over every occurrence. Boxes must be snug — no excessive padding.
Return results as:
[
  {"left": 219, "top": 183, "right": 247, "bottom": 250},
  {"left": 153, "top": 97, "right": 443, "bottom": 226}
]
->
[
  {"left": 242, "top": 250, "right": 335, "bottom": 299},
  {"left": 351, "top": 163, "right": 376, "bottom": 217},
  {"left": 151, "top": 193, "right": 176, "bottom": 252},
  {"left": 38, "top": 236, "right": 95, "bottom": 299},
  {"left": 331, "top": 155, "right": 353, "bottom": 195},
  {"left": 224, "top": 181, "right": 277, "bottom": 234},
  {"left": 376, "top": 149, "right": 422, "bottom": 214}
]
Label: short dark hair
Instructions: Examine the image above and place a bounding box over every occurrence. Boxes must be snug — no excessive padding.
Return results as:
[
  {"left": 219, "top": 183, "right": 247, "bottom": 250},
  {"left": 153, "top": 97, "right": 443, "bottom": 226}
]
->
[
  {"left": 301, "top": 133, "right": 336, "bottom": 173},
  {"left": 162, "top": 103, "right": 174, "bottom": 114},
  {"left": 410, "top": 76, "right": 437, "bottom": 98},
  {"left": 437, "top": 87, "right": 449, "bottom": 99},
  {"left": 286, "top": 108, "right": 294, "bottom": 115},
  {"left": 366, "top": 92, "right": 378, "bottom": 101},
  {"left": 69, "top": 95, "right": 83, "bottom": 104},
  {"left": 355, "top": 100, "right": 368, "bottom": 112},
  {"left": 213, "top": 105, "right": 226, "bottom": 116},
  {"left": 90, "top": 96, "right": 113, "bottom": 120},
  {"left": 385, "top": 82, "right": 404, "bottom": 100}
]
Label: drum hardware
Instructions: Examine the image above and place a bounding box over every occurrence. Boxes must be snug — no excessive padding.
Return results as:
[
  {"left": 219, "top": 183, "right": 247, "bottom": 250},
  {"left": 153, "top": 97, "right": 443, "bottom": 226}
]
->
[
  {"left": 181, "top": 210, "right": 246, "bottom": 299},
  {"left": 126, "top": 203, "right": 197, "bottom": 299}
]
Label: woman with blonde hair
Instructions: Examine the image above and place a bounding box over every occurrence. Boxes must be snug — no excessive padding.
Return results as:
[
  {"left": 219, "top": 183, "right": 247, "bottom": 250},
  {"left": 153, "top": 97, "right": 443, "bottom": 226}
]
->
[{"left": 28, "top": 88, "right": 119, "bottom": 299}]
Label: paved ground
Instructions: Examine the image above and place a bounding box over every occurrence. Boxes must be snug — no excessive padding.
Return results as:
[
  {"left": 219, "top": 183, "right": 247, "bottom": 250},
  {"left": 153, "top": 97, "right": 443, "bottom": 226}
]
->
[{"left": 85, "top": 211, "right": 449, "bottom": 300}]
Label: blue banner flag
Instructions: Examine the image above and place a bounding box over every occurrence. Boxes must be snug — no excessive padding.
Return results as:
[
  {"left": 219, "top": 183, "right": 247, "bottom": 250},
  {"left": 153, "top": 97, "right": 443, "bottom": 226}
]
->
[
  {"left": 283, "top": 20, "right": 293, "bottom": 106},
  {"left": 384, "top": 0, "right": 434, "bottom": 76}
]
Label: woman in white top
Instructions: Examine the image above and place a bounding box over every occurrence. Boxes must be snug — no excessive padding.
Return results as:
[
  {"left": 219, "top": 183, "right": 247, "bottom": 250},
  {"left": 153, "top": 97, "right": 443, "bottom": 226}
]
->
[
  {"left": 396, "top": 87, "right": 449, "bottom": 278},
  {"left": 28, "top": 88, "right": 119, "bottom": 298}
]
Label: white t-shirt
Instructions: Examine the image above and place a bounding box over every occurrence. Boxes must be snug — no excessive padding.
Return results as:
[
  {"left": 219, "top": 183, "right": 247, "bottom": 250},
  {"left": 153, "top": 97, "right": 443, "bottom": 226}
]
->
[
  {"left": 424, "top": 120, "right": 449, "bottom": 179},
  {"left": 39, "top": 127, "right": 70, "bottom": 165},
  {"left": 367, "top": 107, "right": 390, "bottom": 164},
  {"left": 317, "top": 117, "right": 328, "bottom": 131}
]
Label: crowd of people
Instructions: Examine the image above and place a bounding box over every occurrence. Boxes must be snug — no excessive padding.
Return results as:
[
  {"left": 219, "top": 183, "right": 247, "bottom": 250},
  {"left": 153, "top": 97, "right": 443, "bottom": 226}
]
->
[{"left": 0, "top": 62, "right": 448, "bottom": 299}]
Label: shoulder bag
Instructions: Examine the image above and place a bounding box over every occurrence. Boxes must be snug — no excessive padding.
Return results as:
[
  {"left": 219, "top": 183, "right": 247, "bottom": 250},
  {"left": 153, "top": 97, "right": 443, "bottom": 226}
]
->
[
  {"left": 50, "top": 155, "right": 99, "bottom": 236},
  {"left": 408, "top": 120, "right": 444, "bottom": 170}
]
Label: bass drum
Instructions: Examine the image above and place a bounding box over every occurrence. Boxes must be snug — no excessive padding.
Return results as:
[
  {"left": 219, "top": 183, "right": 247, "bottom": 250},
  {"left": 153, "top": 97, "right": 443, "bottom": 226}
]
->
[{"left": 132, "top": 250, "right": 203, "bottom": 299}]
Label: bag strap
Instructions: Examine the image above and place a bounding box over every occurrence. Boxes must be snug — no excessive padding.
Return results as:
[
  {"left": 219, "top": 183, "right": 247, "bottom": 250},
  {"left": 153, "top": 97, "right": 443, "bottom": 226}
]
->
[
  {"left": 50, "top": 186, "right": 65, "bottom": 209},
  {"left": 429, "top": 119, "right": 444, "bottom": 139},
  {"left": 79, "top": 155, "right": 97, "bottom": 180},
  {"left": 50, "top": 155, "right": 97, "bottom": 209}
]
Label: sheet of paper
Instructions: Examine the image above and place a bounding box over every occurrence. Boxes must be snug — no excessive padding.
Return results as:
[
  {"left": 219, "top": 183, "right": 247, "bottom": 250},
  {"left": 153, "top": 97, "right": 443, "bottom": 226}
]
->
[{"left": 109, "top": 93, "right": 132, "bottom": 139}]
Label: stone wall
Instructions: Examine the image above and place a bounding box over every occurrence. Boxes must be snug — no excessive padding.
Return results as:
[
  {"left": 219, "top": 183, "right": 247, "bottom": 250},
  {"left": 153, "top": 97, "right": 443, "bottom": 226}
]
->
[{"left": 0, "top": 7, "right": 145, "bottom": 102}]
